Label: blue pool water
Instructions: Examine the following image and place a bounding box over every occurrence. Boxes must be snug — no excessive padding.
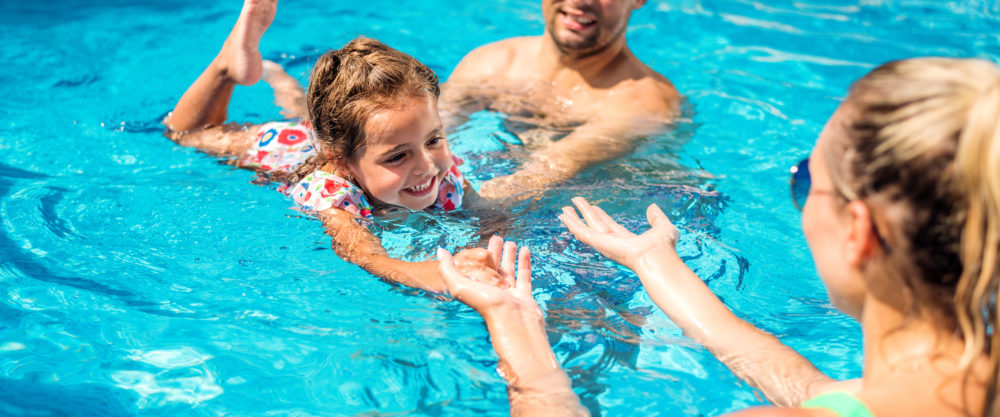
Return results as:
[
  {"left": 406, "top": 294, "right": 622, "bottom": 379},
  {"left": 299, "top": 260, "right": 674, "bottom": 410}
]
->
[{"left": 2, "top": 0, "right": 998, "bottom": 415}]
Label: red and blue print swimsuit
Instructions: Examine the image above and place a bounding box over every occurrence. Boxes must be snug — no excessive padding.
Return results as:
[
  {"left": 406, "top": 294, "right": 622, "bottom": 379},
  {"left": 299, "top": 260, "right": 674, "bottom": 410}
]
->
[{"left": 239, "top": 120, "right": 464, "bottom": 220}]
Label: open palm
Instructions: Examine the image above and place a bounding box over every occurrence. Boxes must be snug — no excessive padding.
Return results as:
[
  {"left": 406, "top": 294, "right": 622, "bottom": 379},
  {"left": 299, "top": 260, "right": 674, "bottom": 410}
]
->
[
  {"left": 558, "top": 197, "right": 681, "bottom": 270},
  {"left": 437, "top": 238, "right": 539, "bottom": 316}
]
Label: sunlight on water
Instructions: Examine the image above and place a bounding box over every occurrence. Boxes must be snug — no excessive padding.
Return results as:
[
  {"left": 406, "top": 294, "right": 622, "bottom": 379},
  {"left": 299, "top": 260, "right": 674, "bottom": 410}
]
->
[{"left": 1, "top": 0, "right": 998, "bottom": 415}]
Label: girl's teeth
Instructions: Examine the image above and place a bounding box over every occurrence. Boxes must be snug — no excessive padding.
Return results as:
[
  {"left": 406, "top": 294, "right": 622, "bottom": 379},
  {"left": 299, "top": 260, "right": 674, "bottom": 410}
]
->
[{"left": 409, "top": 178, "right": 431, "bottom": 191}]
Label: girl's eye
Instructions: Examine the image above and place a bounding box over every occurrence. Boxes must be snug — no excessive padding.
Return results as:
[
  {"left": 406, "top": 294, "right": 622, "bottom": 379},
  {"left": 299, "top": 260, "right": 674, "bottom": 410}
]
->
[
  {"left": 385, "top": 153, "right": 406, "bottom": 163},
  {"left": 427, "top": 136, "right": 444, "bottom": 146}
]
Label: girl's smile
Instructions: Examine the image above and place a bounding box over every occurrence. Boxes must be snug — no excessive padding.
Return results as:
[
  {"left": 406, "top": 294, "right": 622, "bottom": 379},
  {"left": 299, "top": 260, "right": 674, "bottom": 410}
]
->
[{"left": 403, "top": 174, "right": 437, "bottom": 196}]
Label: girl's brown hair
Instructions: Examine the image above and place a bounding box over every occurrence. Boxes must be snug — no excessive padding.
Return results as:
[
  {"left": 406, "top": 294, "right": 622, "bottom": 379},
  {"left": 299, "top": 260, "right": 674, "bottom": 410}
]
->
[
  {"left": 284, "top": 36, "right": 440, "bottom": 182},
  {"left": 833, "top": 57, "right": 1000, "bottom": 416}
]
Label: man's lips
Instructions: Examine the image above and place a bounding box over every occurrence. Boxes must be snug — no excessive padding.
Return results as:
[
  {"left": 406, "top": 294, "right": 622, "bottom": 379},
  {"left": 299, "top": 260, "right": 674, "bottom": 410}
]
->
[{"left": 559, "top": 9, "right": 597, "bottom": 31}]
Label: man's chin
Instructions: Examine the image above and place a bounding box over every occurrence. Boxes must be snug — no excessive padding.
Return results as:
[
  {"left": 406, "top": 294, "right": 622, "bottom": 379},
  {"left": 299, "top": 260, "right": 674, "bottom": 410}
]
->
[{"left": 550, "top": 32, "right": 601, "bottom": 55}]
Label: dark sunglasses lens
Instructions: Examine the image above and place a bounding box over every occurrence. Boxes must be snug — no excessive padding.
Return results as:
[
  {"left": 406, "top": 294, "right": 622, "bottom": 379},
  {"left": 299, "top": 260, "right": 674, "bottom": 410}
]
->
[{"left": 790, "top": 158, "right": 811, "bottom": 210}]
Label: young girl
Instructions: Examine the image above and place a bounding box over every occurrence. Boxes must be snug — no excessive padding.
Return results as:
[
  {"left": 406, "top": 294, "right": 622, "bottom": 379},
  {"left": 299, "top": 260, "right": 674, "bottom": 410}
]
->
[{"left": 164, "top": 0, "right": 487, "bottom": 292}]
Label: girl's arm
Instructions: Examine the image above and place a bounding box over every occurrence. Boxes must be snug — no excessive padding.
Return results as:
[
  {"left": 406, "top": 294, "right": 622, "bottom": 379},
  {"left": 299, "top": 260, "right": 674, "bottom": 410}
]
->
[
  {"left": 559, "top": 197, "right": 840, "bottom": 406},
  {"left": 319, "top": 208, "right": 508, "bottom": 293},
  {"left": 319, "top": 207, "right": 443, "bottom": 292},
  {"left": 437, "top": 245, "right": 589, "bottom": 417}
]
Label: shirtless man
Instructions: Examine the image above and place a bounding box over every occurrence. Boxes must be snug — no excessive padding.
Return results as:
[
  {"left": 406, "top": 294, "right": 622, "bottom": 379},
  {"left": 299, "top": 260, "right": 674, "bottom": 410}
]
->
[{"left": 443, "top": 0, "right": 682, "bottom": 199}]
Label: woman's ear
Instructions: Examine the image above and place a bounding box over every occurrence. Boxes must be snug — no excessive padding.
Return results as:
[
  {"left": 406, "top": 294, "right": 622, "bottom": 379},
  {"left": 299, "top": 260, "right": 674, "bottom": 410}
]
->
[{"left": 843, "top": 201, "right": 881, "bottom": 268}]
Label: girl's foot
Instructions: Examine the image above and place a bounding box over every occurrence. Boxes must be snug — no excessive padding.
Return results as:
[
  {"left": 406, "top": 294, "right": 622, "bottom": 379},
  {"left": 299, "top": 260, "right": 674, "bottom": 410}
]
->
[
  {"left": 217, "top": 0, "right": 277, "bottom": 85},
  {"left": 163, "top": 0, "right": 276, "bottom": 132},
  {"left": 262, "top": 60, "right": 307, "bottom": 118}
]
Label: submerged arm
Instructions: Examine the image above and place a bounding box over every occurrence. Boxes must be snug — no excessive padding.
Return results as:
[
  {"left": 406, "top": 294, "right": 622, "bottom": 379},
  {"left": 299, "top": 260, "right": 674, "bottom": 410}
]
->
[
  {"left": 439, "top": 80, "right": 499, "bottom": 133},
  {"left": 479, "top": 116, "right": 667, "bottom": 201},
  {"left": 560, "top": 198, "right": 838, "bottom": 406},
  {"left": 481, "top": 121, "right": 626, "bottom": 199}
]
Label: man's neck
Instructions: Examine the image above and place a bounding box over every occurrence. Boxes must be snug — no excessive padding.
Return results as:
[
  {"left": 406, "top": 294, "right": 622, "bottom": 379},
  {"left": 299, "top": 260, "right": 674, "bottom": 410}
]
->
[{"left": 536, "top": 33, "right": 631, "bottom": 84}]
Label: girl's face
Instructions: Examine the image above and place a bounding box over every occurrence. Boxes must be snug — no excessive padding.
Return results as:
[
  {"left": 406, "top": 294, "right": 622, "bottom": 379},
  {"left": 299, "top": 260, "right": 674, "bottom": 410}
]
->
[
  {"left": 801, "top": 104, "right": 867, "bottom": 318},
  {"left": 346, "top": 95, "right": 453, "bottom": 210}
]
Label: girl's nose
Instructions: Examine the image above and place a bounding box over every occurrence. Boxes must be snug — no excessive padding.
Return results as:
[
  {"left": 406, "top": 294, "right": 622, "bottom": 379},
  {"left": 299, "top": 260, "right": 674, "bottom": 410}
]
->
[{"left": 415, "top": 149, "right": 437, "bottom": 176}]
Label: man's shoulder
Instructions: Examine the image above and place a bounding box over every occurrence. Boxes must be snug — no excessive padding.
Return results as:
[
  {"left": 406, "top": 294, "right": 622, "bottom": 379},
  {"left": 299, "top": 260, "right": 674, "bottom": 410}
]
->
[
  {"left": 471, "top": 36, "right": 539, "bottom": 55},
  {"left": 449, "top": 36, "right": 541, "bottom": 81},
  {"left": 607, "top": 69, "right": 682, "bottom": 116}
]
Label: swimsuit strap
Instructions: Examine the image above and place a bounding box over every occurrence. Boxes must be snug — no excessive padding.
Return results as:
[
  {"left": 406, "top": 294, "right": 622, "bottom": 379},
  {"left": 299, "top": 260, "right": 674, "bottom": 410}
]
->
[
  {"left": 432, "top": 154, "right": 465, "bottom": 211},
  {"left": 802, "top": 391, "right": 876, "bottom": 417}
]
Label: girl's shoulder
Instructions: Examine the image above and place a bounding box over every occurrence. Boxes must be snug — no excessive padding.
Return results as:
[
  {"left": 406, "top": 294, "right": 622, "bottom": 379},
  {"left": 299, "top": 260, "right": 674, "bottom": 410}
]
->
[
  {"left": 282, "top": 153, "right": 464, "bottom": 217},
  {"left": 283, "top": 169, "right": 374, "bottom": 219}
]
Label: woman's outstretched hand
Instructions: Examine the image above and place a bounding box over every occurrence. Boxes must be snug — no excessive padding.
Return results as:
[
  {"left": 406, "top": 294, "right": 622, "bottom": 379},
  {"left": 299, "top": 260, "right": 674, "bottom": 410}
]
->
[
  {"left": 437, "top": 237, "right": 539, "bottom": 318},
  {"left": 441, "top": 239, "right": 588, "bottom": 415},
  {"left": 558, "top": 196, "right": 681, "bottom": 270}
]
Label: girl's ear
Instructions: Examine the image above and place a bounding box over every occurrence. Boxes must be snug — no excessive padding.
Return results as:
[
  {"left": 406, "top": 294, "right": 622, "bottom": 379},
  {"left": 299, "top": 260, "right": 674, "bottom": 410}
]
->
[
  {"left": 335, "top": 156, "right": 356, "bottom": 181},
  {"left": 843, "top": 200, "right": 881, "bottom": 268},
  {"left": 318, "top": 145, "right": 350, "bottom": 178}
]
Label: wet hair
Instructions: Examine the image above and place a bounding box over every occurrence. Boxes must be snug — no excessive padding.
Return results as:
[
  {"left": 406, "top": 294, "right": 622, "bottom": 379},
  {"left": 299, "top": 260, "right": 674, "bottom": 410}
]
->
[
  {"left": 285, "top": 36, "right": 440, "bottom": 182},
  {"left": 831, "top": 57, "right": 1000, "bottom": 415}
]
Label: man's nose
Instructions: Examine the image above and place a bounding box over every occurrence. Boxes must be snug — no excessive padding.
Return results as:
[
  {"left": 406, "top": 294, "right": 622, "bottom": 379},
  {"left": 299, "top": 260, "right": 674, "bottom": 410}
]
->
[{"left": 564, "top": 0, "right": 597, "bottom": 10}]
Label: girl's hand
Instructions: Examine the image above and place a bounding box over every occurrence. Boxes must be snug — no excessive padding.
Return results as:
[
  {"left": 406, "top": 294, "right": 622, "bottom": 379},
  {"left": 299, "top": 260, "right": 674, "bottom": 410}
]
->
[
  {"left": 437, "top": 240, "right": 539, "bottom": 318},
  {"left": 558, "top": 196, "right": 681, "bottom": 270},
  {"left": 450, "top": 235, "right": 517, "bottom": 289},
  {"left": 452, "top": 249, "right": 509, "bottom": 289}
]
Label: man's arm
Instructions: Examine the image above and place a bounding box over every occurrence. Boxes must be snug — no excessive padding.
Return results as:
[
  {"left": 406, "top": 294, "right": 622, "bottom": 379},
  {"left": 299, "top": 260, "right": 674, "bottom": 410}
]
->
[{"left": 478, "top": 114, "right": 668, "bottom": 200}]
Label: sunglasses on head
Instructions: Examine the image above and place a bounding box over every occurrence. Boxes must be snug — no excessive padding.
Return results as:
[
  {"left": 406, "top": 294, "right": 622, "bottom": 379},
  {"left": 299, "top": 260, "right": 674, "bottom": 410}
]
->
[{"left": 788, "top": 157, "right": 892, "bottom": 253}]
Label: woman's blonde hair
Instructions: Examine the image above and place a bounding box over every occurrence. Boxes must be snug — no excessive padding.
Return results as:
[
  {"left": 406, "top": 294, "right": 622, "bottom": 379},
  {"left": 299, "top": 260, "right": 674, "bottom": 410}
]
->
[{"left": 835, "top": 57, "right": 1000, "bottom": 415}]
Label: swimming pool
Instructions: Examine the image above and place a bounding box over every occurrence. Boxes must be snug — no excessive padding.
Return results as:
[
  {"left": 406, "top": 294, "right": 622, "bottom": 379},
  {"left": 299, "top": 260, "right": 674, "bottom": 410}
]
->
[{"left": 1, "top": 0, "right": 997, "bottom": 415}]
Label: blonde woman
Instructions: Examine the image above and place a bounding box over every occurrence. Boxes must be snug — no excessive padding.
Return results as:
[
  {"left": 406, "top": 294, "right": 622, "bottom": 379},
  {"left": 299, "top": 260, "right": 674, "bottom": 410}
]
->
[{"left": 438, "top": 57, "right": 1000, "bottom": 417}]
